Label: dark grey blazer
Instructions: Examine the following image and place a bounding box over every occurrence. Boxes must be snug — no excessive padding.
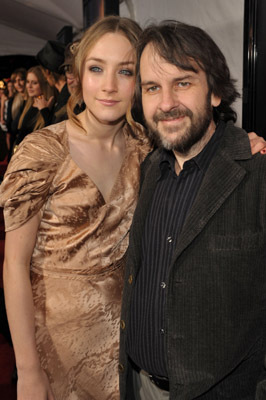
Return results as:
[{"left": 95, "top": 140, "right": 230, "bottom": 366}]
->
[{"left": 119, "top": 122, "right": 266, "bottom": 399}]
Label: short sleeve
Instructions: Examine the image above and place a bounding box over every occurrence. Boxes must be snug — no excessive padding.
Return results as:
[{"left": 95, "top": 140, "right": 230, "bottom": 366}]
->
[{"left": 0, "top": 125, "right": 66, "bottom": 231}]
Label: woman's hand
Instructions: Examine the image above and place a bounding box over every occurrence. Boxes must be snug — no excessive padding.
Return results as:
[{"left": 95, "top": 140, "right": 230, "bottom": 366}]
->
[
  {"left": 248, "top": 132, "right": 266, "bottom": 154},
  {"left": 35, "top": 95, "right": 54, "bottom": 110},
  {"left": 17, "top": 367, "right": 55, "bottom": 400}
]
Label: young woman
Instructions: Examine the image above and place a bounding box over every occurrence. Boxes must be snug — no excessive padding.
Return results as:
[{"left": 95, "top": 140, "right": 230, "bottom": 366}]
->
[
  {"left": 5, "top": 68, "right": 27, "bottom": 159},
  {"left": 0, "top": 16, "right": 150, "bottom": 400},
  {"left": 0, "top": 79, "right": 16, "bottom": 155},
  {"left": 11, "top": 68, "right": 27, "bottom": 120},
  {"left": 12, "top": 66, "right": 54, "bottom": 150},
  {"left": 0, "top": 79, "right": 15, "bottom": 129}
]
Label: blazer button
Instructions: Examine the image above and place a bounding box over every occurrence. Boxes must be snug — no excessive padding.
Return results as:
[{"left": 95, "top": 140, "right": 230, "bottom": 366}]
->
[
  {"left": 128, "top": 274, "right": 133, "bottom": 284},
  {"left": 118, "top": 363, "right": 124, "bottom": 372},
  {"left": 120, "top": 320, "right": 126, "bottom": 330}
]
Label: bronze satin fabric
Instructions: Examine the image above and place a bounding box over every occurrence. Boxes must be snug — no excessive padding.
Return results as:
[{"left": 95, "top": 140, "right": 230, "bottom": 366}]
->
[{"left": 0, "top": 120, "right": 151, "bottom": 400}]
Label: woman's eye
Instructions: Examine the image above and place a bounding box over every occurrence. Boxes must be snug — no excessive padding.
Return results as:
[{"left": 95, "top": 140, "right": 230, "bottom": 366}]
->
[
  {"left": 89, "top": 66, "right": 102, "bottom": 73},
  {"left": 119, "top": 69, "right": 133, "bottom": 76}
]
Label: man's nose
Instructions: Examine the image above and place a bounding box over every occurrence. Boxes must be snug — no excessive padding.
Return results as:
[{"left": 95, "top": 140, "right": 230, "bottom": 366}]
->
[{"left": 159, "top": 88, "right": 179, "bottom": 112}]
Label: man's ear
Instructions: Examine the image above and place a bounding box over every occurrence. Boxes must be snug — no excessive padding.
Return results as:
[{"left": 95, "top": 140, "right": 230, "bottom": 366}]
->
[{"left": 211, "top": 93, "right": 221, "bottom": 107}]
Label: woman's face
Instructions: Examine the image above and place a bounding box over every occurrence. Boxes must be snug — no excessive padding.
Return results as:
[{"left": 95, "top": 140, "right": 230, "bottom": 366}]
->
[
  {"left": 82, "top": 32, "right": 136, "bottom": 125},
  {"left": 13, "top": 74, "right": 25, "bottom": 93},
  {"left": 26, "top": 72, "right": 42, "bottom": 98},
  {"left": 7, "top": 81, "right": 14, "bottom": 97}
]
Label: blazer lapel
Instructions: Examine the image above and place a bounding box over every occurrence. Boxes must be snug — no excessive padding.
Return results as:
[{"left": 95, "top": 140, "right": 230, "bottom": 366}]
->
[{"left": 172, "top": 124, "right": 252, "bottom": 261}]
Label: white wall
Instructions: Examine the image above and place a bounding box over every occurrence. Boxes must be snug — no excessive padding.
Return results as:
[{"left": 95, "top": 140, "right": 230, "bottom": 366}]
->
[{"left": 120, "top": 0, "right": 244, "bottom": 126}]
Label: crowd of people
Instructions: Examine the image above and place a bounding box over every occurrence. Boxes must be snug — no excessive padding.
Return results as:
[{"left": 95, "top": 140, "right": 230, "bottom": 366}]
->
[
  {"left": 0, "top": 38, "right": 81, "bottom": 164},
  {"left": 0, "top": 14, "right": 266, "bottom": 400}
]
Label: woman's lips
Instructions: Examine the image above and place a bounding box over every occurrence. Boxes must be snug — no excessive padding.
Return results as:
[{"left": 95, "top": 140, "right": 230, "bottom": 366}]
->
[{"left": 97, "top": 99, "right": 120, "bottom": 106}]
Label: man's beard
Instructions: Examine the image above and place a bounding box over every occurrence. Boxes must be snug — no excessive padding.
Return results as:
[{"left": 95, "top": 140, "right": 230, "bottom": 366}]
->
[{"left": 146, "top": 93, "right": 213, "bottom": 155}]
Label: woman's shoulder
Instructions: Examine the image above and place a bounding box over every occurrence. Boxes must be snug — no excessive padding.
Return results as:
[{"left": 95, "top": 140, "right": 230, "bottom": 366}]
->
[
  {"left": 0, "top": 121, "right": 70, "bottom": 230},
  {"left": 21, "top": 120, "right": 69, "bottom": 162}
]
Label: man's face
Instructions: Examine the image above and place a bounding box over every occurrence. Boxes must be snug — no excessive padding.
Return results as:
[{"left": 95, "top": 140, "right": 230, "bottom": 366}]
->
[
  {"left": 140, "top": 44, "right": 221, "bottom": 154},
  {"left": 65, "top": 66, "right": 79, "bottom": 94},
  {"left": 41, "top": 68, "right": 55, "bottom": 87}
]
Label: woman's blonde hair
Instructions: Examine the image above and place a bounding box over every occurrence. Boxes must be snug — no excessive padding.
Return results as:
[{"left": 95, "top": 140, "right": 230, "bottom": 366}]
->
[
  {"left": 67, "top": 15, "right": 142, "bottom": 131},
  {"left": 18, "top": 66, "right": 55, "bottom": 131}
]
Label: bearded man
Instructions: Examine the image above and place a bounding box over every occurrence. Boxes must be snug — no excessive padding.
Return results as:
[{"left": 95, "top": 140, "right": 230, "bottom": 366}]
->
[{"left": 119, "top": 21, "right": 266, "bottom": 400}]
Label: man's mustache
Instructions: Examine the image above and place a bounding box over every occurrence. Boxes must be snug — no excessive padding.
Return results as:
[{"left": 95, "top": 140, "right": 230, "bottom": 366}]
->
[{"left": 153, "top": 107, "right": 193, "bottom": 123}]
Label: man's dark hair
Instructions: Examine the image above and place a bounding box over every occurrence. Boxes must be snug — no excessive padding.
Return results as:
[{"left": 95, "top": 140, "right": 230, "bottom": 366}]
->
[{"left": 135, "top": 20, "right": 240, "bottom": 123}]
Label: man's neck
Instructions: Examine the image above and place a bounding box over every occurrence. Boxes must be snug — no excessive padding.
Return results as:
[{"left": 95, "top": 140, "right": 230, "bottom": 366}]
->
[
  {"left": 55, "top": 79, "right": 66, "bottom": 93},
  {"left": 173, "top": 119, "right": 217, "bottom": 171}
]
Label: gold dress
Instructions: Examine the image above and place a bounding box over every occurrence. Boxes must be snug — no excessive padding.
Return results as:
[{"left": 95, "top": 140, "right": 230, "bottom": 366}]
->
[{"left": 0, "top": 121, "right": 151, "bottom": 400}]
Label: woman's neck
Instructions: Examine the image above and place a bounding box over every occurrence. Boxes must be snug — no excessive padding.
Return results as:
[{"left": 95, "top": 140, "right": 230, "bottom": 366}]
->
[{"left": 77, "top": 109, "right": 126, "bottom": 148}]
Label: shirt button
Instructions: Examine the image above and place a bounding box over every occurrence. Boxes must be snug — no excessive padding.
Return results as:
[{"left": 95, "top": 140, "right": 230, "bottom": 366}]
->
[
  {"left": 120, "top": 320, "right": 126, "bottom": 330},
  {"left": 160, "top": 282, "right": 166, "bottom": 289},
  {"left": 128, "top": 274, "right": 133, "bottom": 284},
  {"left": 160, "top": 328, "right": 165, "bottom": 335},
  {"left": 167, "top": 236, "right": 173, "bottom": 243}
]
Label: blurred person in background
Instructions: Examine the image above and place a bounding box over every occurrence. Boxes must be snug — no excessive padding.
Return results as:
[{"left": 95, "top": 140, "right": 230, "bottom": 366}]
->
[
  {"left": 12, "top": 65, "right": 55, "bottom": 151},
  {"left": 7, "top": 68, "right": 28, "bottom": 160},
  {"left": 37, "top": 40, "right": 70, "bottom": 124},
  {"left": 0, "top": 79, "right": 16, "bottom": 152},
  {"left": 61, "top": 41, "right": 80, "bottom": 94},
  {"left": 0, "top": 80, "right": 8, "bottom": 130},
  {"left": 11, "top": 68, "right": 27, "bottom": 120},
  {"left": 0, "top": 80, "right": 8, "bottom": 161},
  {"left": 61, "top": 39, "right": 85, "bottom": 114},
  {"left": 1, "top": 79, "right": 16, "bottom": 125}
]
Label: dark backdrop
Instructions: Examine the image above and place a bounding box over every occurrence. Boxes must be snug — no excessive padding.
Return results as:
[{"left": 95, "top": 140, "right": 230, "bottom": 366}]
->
[
  {"left": 0, "top": 55, "right": 37, "bottom": 80},
  {"left": 243, "top": 0, "right": 266, "bottom": 138}
]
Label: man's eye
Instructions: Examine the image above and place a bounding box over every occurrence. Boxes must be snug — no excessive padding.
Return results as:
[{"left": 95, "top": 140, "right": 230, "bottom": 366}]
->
[
  {"left": 89, "top": 66, "right": 102, "bottom": 72},
  {"left": 177, "top": 82, "right": 190, "bottom": 88},
  {"left": 146, "top": 86, "right": 159, "bottom": 93}
]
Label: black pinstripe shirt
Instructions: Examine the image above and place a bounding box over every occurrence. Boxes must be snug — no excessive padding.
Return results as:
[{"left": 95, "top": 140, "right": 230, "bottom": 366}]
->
[{"left": 127, "top": 122, "right": 224, "bottom": 377}]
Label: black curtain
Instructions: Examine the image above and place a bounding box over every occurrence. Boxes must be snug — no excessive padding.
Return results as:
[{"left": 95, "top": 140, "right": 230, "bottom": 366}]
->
[
  {"left": 83, "top": 0, "right": 119, "bottom": 28},
  {"left": 243, "top": 0, "right": 266, "bottom": 138}
]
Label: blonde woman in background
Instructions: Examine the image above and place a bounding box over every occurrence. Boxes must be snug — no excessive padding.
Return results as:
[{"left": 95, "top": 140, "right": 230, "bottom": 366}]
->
[
  {"left": 12, "top": 65, "right": 55, "bottom": 150},
  {"left": 4, "top": 68, "right": 28, "bottom": 159},
  {"left": 11, "top": 68, "right": 27, "bottom": 121}
]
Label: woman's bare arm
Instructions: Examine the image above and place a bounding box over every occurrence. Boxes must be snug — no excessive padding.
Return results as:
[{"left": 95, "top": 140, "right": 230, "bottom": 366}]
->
[{"left": 4, "top": 213, "right": 54, "bottom": 400}]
